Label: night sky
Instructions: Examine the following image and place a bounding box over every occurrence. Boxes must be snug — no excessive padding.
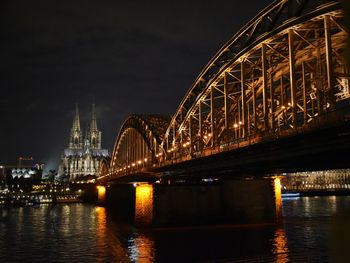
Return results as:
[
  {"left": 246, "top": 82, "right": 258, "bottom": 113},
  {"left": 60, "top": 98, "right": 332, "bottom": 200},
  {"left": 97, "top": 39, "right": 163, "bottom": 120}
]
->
[{"left": 1, "top": 0, "right": 272, "bottom": 171}]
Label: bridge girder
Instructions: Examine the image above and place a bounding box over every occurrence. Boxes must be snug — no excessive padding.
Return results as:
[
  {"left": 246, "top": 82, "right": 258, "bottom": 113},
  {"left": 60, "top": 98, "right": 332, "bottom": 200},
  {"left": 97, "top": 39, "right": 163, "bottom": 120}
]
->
[{"left": 161, "top": 0, "right": 349, "bottom": 162}]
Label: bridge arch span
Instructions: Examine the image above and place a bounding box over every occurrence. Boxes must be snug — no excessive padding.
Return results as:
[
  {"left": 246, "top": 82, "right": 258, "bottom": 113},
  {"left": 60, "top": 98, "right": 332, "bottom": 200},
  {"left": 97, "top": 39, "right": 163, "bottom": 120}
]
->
[
  {"left": 99, "top": 158, "right": 110, "bottom": 179},
  {"left": 109, "top": 114, "right": 169, "bottom": 177},
  {"left": 162, "top": 0, "right": 349, "bottom": 160}
]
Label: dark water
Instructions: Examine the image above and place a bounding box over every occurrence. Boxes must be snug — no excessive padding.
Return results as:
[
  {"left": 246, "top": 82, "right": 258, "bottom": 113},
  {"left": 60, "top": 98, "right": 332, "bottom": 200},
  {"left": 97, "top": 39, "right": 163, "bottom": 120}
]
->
[{"left": 1, "top": 196, "right": 350, "bottom": 262}]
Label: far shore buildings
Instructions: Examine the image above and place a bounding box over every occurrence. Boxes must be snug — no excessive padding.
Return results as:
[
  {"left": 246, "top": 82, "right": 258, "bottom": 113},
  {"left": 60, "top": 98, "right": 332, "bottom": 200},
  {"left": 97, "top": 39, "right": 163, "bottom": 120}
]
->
[{"left": 58, "top": 104, "right": 109, "bottom": 181}]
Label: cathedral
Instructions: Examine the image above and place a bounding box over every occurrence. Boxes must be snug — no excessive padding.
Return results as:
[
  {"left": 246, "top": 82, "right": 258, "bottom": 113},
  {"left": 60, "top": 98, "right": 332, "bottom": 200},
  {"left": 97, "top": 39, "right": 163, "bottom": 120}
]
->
[{"left": 58, "top": 104, "right": 109, "bottom": 181}]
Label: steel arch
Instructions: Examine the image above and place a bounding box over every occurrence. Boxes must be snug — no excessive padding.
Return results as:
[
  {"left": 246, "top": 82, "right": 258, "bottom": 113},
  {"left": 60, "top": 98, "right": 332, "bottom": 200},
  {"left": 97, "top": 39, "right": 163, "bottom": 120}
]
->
[
  {"left": 99, "top": 0, "right": 349, "bottom": 180},
  {"left": 161, "top": 0, "right": 348, "bottom": 160},
  {"left": 109, "top": 114, "right": 169, "bottom": 176}
]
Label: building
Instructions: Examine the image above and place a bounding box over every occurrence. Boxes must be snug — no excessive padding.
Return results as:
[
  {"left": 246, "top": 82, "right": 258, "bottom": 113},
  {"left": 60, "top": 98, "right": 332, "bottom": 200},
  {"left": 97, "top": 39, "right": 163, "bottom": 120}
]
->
[
  {"left": 4, "top": 164, "right": 43, "bottom": 192},
  {"left": 58, "top": 104, "right": 109, "bottom": 181},
  {"left": 281, "top": 169, "right": 350, "bottom": 192}
]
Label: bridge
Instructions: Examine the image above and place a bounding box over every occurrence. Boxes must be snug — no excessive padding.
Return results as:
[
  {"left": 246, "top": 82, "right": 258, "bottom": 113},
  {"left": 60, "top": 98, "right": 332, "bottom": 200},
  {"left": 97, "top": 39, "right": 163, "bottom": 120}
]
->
[{"left": 97, "top": 0, "right": 350, "bottom": 226}]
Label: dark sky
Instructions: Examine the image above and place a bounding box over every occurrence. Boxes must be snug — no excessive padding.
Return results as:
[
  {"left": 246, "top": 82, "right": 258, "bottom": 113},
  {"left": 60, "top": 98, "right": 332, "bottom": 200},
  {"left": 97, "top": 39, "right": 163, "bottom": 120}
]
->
[{"left": 1, "top": 0, "right": 272, "bottom": 171}]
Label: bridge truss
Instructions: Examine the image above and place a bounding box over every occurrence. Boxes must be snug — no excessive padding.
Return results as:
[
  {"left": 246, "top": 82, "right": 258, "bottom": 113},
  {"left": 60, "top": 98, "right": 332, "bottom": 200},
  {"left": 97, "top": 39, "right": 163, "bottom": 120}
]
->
[
  {"left": 101, "top": 115, "right": 169, "bottom": 178},
  {"left": 101, "top": 0, "right": 349, "bottom": 181},
  {"left": 162, "top": 0, "right": 348, "bottom": 161}
]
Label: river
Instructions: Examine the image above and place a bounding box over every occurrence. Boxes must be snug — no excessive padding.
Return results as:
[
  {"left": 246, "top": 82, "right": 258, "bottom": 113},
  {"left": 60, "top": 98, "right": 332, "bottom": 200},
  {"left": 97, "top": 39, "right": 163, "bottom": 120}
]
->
[{"left": 1, "top": 196, "right": 350, "bottom": 262}]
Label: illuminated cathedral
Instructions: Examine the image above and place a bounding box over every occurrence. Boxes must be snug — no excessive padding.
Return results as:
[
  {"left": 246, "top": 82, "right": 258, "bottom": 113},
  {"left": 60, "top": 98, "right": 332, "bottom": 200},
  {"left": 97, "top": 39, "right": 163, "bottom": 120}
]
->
[{"left": 58, "top": 104, "right": 109, "bottom": 181}]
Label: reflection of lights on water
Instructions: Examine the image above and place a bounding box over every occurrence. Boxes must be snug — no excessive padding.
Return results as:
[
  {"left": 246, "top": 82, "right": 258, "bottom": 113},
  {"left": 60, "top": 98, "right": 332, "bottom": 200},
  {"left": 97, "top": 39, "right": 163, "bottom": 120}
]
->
[
  {"left": 304, "top": 197, "right": 311, "bottom": 217},
  {"left": 96, "top": 206, "right": 106, "bottom": 236},
  {"left": 272, "top": 228, "right": 289, "bottom": 262},
  {"left": 128, "top": 233, "right": 155, "bottom": 263},
  {"left": 327, "top": 195, "right": 337, "bottom": 214}
]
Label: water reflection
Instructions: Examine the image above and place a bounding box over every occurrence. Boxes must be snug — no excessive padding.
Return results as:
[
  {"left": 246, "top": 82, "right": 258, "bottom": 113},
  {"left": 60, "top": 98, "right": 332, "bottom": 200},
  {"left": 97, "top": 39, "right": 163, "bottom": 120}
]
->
[
  {"left": 96, "top": 206, "right": 130, "bottom": 261},
  {"left": 128, "top": 233, "right": 155, "bottom": 263},
  {"left": 1, "top": 196, "right": 350, "bottom": 262},
  {"left": 272, "top": 228, "right": 289, "bottom": 262},
  {"left": 96, "top": 206, "right": 107, "bottom": 263}
]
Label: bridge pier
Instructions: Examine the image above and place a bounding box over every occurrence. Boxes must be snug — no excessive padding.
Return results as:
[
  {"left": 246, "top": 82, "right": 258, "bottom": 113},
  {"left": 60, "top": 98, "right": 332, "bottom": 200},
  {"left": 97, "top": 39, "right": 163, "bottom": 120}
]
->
[
  {"left": 101, "top": 177, "right": 282, "bottom": 227},
  {"left": 151, "top": 177, "right": 281, "bottom": 226}
]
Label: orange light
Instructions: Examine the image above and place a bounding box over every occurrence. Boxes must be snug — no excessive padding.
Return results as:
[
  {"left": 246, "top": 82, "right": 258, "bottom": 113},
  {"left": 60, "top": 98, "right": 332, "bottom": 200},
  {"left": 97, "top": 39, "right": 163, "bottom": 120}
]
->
[
  {"left": 97, "top": 185, "right": 106, "bottom": 205},
  {"left": 274, "top": 177, "right": 282, "bottom": 222},
  {"left": 135, "top": 184, "right": 153, "bottom": 226}
]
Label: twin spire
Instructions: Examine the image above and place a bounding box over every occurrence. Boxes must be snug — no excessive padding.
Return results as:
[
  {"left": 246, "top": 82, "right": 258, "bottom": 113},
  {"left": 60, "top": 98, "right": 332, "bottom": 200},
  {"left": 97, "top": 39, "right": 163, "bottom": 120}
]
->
[
  {"left": 90, "top": 103, "right": 98, "bottom": 132},
  {"left": 69, "top": 104, "right": 101, "bottom": 150},
  {"left": 72, "top": 103, "right": 81, "bottom": 131}
]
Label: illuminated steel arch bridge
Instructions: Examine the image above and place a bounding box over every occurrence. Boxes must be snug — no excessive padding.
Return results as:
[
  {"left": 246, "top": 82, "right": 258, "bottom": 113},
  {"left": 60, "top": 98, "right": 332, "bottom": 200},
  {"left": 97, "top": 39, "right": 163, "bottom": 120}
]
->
[{"left": 99, "top": 0, "right": 349, "bottom": 182}]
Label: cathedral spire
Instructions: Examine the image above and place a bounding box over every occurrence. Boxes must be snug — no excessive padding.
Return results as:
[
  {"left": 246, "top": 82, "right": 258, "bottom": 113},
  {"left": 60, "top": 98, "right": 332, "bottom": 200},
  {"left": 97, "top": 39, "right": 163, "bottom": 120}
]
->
[
  {"left": 69, "top": 104, "right": 83, "bottom": 149},
  {"left": 88, "top": 103, "right": 101, "bottom": 149},
  {"left": 72, "top": 103, "right": 81, "bottom": 131},
  {"left": 90, "top": 103, "right": 98, "bottom": 131}
]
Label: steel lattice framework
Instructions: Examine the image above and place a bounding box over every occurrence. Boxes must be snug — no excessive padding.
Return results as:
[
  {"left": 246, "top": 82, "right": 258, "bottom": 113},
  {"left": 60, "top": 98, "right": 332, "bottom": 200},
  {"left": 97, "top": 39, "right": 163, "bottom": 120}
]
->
[
  {"left": 105, "top": 115, "right": 169, "bottom": 177},
  {"left": 100, "top": 0, "right": 349, "bottom": 181}
]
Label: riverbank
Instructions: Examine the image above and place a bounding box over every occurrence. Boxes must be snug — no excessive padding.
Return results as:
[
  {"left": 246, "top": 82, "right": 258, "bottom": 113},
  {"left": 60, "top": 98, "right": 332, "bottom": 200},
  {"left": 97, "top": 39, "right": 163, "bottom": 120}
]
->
[{"left": 0, "top": 194, "right": 82, "bottom": 206}]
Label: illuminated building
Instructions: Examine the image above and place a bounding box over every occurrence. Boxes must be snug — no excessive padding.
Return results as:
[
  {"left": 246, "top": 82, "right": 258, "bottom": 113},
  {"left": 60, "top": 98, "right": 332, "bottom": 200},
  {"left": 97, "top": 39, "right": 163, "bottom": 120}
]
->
[
  {"left": 4, "top": 164, "right": 43, "bottom": 192},
  {"left": 281, "top": 169, "right": 350, "bottom": 191},
  {"left": 58, "top": 104, "right": 109, "bottom": 181}
]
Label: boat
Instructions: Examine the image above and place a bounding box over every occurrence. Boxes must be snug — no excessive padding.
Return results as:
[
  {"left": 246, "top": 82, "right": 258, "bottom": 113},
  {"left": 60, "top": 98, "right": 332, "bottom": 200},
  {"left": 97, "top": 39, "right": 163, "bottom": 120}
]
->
[{"left": 282, "top": 192, "right": 300, "bottom": 200}]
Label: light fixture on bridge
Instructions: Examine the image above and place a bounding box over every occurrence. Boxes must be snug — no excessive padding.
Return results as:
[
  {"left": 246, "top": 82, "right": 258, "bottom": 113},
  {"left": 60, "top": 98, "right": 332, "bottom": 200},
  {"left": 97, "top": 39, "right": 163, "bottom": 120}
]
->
[
  {"left": 234, "top": 123, "right": 239, "bottom": 128},
  {"left": 132, "top": 163, "right": 136, "bottom": 167},
  {"left": 182, "top": 141, "right": 190, "bottom": 148},
  {"left": 137, "top": 160, "right": 142, "bottom": 165},
  {"left": 144, "top": 158, "right": 148, "bottom": 162}
]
